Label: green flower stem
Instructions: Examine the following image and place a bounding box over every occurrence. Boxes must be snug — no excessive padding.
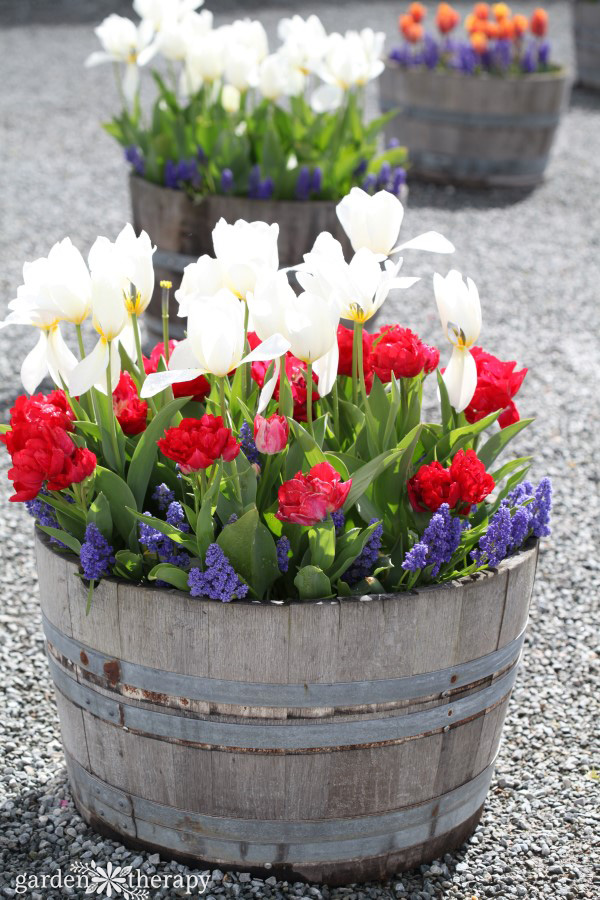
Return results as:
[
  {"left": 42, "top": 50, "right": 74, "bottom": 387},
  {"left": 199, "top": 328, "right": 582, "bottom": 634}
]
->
[
  {"left": 351, "top": 322, "right": 359, "bottom": 406},
  {"left": 243, "top": 302, "right": 250, "bottom": 400},
  {"left": 75, "top": 325, "right": 86, "bottom": 359},
  {"left": 218, "top": 376, "right": 228, "bottom": 424},
  {"left": 306, "top": 362, "right": 314, "bottom": 437},
  {"left": 161, "top": 282, "right": 171, "bottom": 364},
  {"left": 106, "top": 341, "right": 122, "bottom": 473},
  {"left": 131, "top": 314, "right": 145, "bottom": 382},
  {"left": 332, "top": 379, "right": 340, "bottom": 442},
  {"left": 355, "top": 321, "right": 374, "bottom": 425}
]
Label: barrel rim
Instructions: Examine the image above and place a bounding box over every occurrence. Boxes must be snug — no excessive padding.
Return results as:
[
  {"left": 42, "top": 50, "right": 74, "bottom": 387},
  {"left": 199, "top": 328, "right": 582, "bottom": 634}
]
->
[
  {"left": 383, "top": 60, "right": 570, "bottom": 85},
  {"left": 129, "top": 172, "right": 342, "bottom": 213},
  {"left": 34, "top": 527, "right": 538, "bottom": 609}
]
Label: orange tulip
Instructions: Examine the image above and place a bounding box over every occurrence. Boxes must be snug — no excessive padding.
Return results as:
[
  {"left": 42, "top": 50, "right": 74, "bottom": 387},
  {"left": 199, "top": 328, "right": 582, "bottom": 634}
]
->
[
  {"left": 474, "top": 3, "right": 490, "bottom": 19},
  {"left": 493, "top": 3, "right": 511, "bottom": 20},
  {"left": 465, "top": 13, "right": 480, "bottom": 33},
  {"left": 436, "top": 2, "right": 461, "bottom": 33},
  {"left": 471, "top": 31, "right": 488, "bottom": 53},
  {"left": 513, "top": 13, "right": 529, "bottom": 36},
  {"left": 484, "top": 20, "right": 500, "bottom": 38},
  {"left": 409, "top": 2, "right": 427, "bottom": 22},
  {"left": 530, "top": 7, "right": 548, "bottom": 36},
  {"left": 399, "top": 13, "right": 414, "bottom": 38},
  {"left": 497, "top": 17, "right": 515, "bottom": 39}
]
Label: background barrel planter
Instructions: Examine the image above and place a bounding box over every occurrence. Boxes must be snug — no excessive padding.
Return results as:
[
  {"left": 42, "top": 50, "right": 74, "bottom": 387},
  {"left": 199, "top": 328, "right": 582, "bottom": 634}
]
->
[
  {"left": 379, "top": 66, "right": 570, "bottom": 188},
  {"left": 37, "top": 531, "right": 539, "bottom": 884},
  {"left": 574, "top": 2, "right": 600, "bottom": 91},
  {"left": 130, "top": 176, "right": 352, "bottom": 340}
]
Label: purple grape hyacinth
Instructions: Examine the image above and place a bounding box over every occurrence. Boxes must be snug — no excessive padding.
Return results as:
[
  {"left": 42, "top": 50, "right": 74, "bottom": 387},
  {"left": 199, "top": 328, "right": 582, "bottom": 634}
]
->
[
  {"left": 188, "top": 544, "right": 249, "bottom": 602},
  {"left": 152, "top": 483, "right": 175, "bottom": 512},
  {"left": 80, "top": 523, "right": 115, "bottom": 582},
  {"left": 471, "top": 506, "right": 512, "bottom": 568},
  {"left": 402, "top": 503, "right": 464, "bottom": 577},
  {"left": 139, "top": 502, "right": 190, "bottom": 568},
  {"left": 276, "top": 536, "right": 290, "bottom": 573},
  {"left": 343, "top": 520, "right": 384, "bottom": 585},
  {"left": 239, "top": 421, "right": 260, "bottom": 467}
]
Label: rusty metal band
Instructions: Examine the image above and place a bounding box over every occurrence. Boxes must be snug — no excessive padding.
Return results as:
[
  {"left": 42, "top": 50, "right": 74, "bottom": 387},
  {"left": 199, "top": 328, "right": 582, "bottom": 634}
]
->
[
  {"left": 380, "top": 101, "right": 562, "bottom": 129},
  {"left": 42, "top": 613, "right": 525, "bottom": 710},
  {"left": 48, "top": 653, "right": 519, "bottom": 751},
  {"left": 66, "top": 751, "right": 495, "bottom": 862}
]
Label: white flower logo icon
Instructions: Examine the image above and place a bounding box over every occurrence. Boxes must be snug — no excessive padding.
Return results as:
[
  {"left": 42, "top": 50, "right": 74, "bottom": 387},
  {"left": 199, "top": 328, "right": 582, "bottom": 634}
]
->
[{"left": 71, "top": 860, "right": 148, "bottom": 900}]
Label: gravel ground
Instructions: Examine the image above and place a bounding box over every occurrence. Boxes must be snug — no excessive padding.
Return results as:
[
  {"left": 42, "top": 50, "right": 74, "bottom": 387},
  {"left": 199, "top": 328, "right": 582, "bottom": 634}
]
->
[{"left": 1, "top": 2, "right": 599, "bottom": 898}]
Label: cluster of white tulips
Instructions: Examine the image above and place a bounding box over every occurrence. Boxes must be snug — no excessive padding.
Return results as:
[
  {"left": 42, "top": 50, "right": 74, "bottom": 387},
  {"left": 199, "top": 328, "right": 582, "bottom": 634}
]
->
[
  {"left": 1, "top": 186, "right": 485, "bottom": 416},
  {"left": 85, "top": 0, "right": 386, "bottom": 113}
]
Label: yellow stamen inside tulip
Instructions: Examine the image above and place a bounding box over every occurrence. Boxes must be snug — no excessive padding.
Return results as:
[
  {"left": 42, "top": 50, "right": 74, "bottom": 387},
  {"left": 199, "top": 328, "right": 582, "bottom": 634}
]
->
[
  {"left": 160, "top": 280, "right": 172, "bottom": 289},
  {"left": 448, "top": 321, "right": 474, "bottom": 349},
  {"left": 347, "top": 302, "right": 369, "bottom": 324},
  {"left": 124, "top": 289, "right": 143, "bottom": 315},
  {"left": 127, "top": 50, "right": 138, "bottom": 64}
]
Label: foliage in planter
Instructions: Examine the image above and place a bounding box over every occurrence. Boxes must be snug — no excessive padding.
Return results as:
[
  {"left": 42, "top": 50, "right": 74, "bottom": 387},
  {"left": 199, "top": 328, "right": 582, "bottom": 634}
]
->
[
  {"left": 390, "top": 2, "right": 561, "bottom": 76},
  {"left": 0, "top": 187, "right": 551, "bottom": 607},
  {"left": 86, "top": 1, "right": 408, "bottom": 201}
]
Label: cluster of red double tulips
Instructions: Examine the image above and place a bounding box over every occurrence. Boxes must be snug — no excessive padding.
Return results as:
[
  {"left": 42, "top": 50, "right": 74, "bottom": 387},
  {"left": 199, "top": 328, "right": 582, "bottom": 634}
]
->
[{"left": 0, "top": 392, "right": 96, "bottom": 502}]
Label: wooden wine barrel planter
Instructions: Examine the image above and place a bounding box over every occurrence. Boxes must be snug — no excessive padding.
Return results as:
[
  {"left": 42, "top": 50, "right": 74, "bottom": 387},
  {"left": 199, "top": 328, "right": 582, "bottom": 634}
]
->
[
  {"left": 379, "top": 66, "right": 570, "bottom": 188},
  {"left": 574, "top": 2, "right": 600, "bottom": 91},
  {"left": 130, "top": 176, "right": 352, "bottom": 340},
  {"left": 37, "top": 531, "right": 538, "bottom": 885}
]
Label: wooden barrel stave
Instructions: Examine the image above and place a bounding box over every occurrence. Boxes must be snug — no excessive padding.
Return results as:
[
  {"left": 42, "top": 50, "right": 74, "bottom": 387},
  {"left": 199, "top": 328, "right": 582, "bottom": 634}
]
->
[
  {"left": 379, "top": 66, "right": 570, "bottom": 187},
  {"left": 574, "top": 3, "right": 600, "bottom": 90},
  {"left": 37, "top": 532, "right": 537, "bottom": 883}
]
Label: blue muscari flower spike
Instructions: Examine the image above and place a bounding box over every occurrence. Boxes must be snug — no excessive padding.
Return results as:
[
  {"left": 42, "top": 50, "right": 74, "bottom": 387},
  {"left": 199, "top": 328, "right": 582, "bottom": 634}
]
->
[
  {"left": 220, "top": 168, "right": 234, "bottom": 193},
  {"left": 353, "top": 158, "right": 368, "bottom": 177},
  {"left": 471, "top": 506, "right": 512, "bottom": 569},
  {"left": 188, "top": 544, "right": 249, "bottom": 602},
  {"left": 197, "top": 144, "right": 207, "bottom": 163},
  {"left": 139, "top": 503, "right": 190, "bottom": 568},
  {"left": 164, "top": 159, "right": 178, "bottom": 189},
  {"left": 124, "top": 145, "right": 144, "bottom": 176},
  {"left": 239, "top": 421, "right": 260, "bottom": 467},
  {"left": 26, "top": 493, "right": 68, "bottom": 548},
  {"left": 362, "top": 173, "right": 377, "bottom": 194},
  {"left": 531, "top": 477, "right": 552, "bottom": 538},
  {"left": 376, "top": 162, "right": 392, "bottom": 190},
  {"left": 295, "top": 166, "right": 311, "bottom": 201},
  {"left": 152, "top": 483, "right": 175, "bottom": 512},
  {"left": 80, "top": 524, "right": 115, "bottom": 582},
  {"left": 343, "top": 520, "right": 384, "bottom": 586},
  {"left": 391, "top": 167, "right": 407, "bottom": 196},
  {"left": 387, "top": 137, "right": 400, "bottom": 149},
  {"left": 331, "top": 510, "right": 345, "bottom": 532},
  {"left": 402, "top": 504, "right": 464, "bottom": 577},
  {"left": 311, "top": 167, "right": 322, "bottom": 194},
  {"left": 258, "top": 176, "right": 274, "bottom": 200},
  {"left": 276, "top": 536, "right": 291, "bottom": 573}
]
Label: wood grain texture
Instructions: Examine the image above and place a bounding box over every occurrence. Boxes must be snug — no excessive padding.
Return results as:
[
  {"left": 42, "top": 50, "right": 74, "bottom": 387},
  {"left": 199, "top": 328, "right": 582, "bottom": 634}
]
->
[
  {"left": 379, "top": 66, "right": 570, "bottom": 187},
  {"left": 38, "top": 531, "right": 537, "bottom": 883},
  {"left": 575, "top": 3, "right": 600, "bottom": 91}
]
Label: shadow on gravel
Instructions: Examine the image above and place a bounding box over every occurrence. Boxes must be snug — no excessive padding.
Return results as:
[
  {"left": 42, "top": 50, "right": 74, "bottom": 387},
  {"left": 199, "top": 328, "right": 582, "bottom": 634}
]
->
[
  {"left": 569, "top": 86, "right": 600, "bottom": 113},
  {"left": 405, "top": 180, "right": 537, "bottom": 212}
]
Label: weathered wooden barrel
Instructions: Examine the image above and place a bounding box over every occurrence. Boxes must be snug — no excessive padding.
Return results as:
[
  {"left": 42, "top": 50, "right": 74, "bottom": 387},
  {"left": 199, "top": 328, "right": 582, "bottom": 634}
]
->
[
  {"left": 37, "top": 531, "right": 538, "bottom": 885},
  {"left": 574, "top": 2, "right": 600, "bottom": 91},
  {"left": 130, "top": 176, "right": 352, "bottom": 341},
  {"left": 379, "top": 66, "right": 570, "bottom": 188}
]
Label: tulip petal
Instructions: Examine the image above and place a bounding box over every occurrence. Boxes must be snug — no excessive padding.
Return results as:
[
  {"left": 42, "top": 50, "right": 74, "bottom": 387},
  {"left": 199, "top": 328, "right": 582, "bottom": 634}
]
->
[
  {"left": 69, "top": 339, "right": 109, "bottom": 397},
  {"left": 443, "top": 346, "right": 477, "bottom": 413},
  {"left": 46, "top": 326, "right": 78, "bottom": 390},
  {"left": 140, "top": 368, "right": 206, "bottom": 398},
  {"left": 392, "top": 231, "right": 455, "bottom": 255},
  {"left": 240, "top": 333, "right": 291, "bottom": 365},
  {"left": 313, "top": 342, "right": 339, "bottom": 398},
  {"left": 310, "top": 83, "right": 344, "bottom": 113},
  {"left": 85, "top": 51, "right": 112, "bottom": 68},
  {"left": 168, "top": 338, "right": 198, "bottom": 370},
  {"left": 257, "top": 356, "right": 281, "bottom": 415},
  {"left": 20, "top": 332, "right": 49, "bottom": 394}
]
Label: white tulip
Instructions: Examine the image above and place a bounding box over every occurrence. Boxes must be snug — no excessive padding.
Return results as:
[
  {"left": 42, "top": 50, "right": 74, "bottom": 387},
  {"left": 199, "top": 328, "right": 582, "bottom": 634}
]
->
[
  {"left": 183, "top": 30, "right": 226, "bottom": 91},
  {"left": 133, "top": 0, "right": 204, "bottom": 31},
  {"left": 298, "top": 235, "right": 419, "bottom": 324},
  {"left": 4, "top": 239, "right": 91, "bottom": 328},
  {"left": 212, "top": 218, "right": 279, "bottom": 300},
  {"left": 259, "top": 53, "right": 303, "bottom": 101},
  {"left": 69, "top": 263, "right": 132, "bottom": 397},
  {"left": 175, "top": 256, "right": 226, "bottom": 317},
  {"left": 0, "top": 301, "right": 77, "bottom": 395},
  {"left": 434, "top": 270, "right": 482, "bottom": 413},
  {"left": 85, "top": 15, "right": 158, "bottom": 104},
  {"left": 221, "top": 84, "right": 241, "bottom": 113},
  {"left": 141, "top": 290, "right": 290, "bottom": 397},
  {"left": 224, "top": 47, "right": 259, "bottom": 92},
  {"left": 311, "top": 29, "right": 386, "bottom": 112},
  {"left": 223, "top": 19, "right": 269, "bottom": 63},
  {"left": 88, "top": 224, "right": 155, "bottom": 316},
  {"left": 278, "top": 14, "right": 328, "bottom": 75},
  {"left": 247, "top": 271, "right": 296, "bottom": 343},
  {"left": 336, "top": 187, "right": 455, "bottom": 259}
]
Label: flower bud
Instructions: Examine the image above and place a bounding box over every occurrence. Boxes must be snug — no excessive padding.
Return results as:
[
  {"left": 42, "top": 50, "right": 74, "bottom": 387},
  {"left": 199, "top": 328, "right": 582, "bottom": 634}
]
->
[{"left": 254, "top": 414, "right": 289, "bottom": 455}]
